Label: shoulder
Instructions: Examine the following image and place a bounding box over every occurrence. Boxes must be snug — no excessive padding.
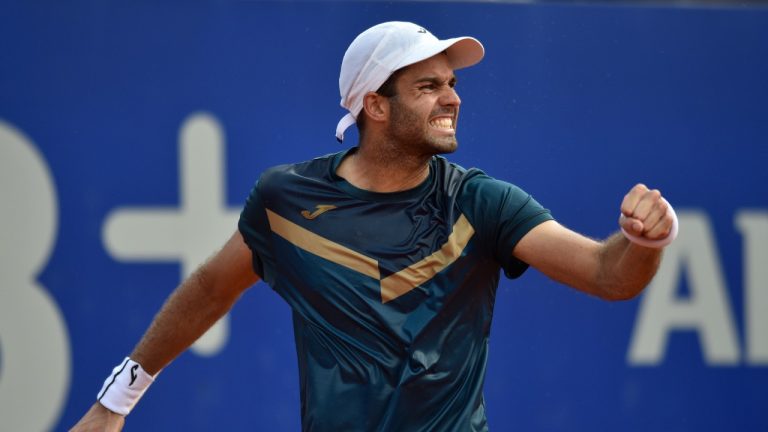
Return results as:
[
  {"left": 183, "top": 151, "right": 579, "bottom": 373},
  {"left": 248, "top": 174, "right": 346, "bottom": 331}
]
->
[
  {"left": 453, "top": 165, "right": 532, "bottom": 207},
  {"left": 432, "top": 156, "right": 527, "bottom": 194},
  {"left": 453, "top": 163, "right": 550, "bottom": 239},
  {"left": 258, "top": 151, "right": 341, "bottom": 193}
]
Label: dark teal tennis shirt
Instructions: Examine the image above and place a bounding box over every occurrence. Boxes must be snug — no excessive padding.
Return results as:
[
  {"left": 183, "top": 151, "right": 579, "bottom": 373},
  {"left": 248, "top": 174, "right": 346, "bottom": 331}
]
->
[{"left": 239, "top": 149, "right": 552, "bottom": 431}]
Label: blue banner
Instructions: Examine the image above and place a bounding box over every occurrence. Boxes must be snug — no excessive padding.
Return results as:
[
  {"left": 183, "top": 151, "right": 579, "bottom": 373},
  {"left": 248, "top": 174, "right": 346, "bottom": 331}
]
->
[{"left": 1, "top": 2, "right": 767, "bottom": 431}]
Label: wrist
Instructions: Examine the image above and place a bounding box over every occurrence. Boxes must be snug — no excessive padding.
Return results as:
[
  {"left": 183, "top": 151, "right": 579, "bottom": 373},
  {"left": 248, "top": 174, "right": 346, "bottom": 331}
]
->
[{"left": 96, "top": 357, "right": 157, "bottom": 416}]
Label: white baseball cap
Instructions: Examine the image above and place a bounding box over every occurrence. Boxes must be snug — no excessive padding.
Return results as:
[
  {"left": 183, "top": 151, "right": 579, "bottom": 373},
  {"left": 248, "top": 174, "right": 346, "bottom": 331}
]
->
[{"left": 336, "top": 21, "right": 485, "bottom": 142}]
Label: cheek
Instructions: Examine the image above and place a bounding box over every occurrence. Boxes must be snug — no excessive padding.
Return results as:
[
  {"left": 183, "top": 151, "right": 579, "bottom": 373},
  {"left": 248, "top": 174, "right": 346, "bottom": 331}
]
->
[{"left": 410, "top": 92, "right": 438, "bottom": 108}]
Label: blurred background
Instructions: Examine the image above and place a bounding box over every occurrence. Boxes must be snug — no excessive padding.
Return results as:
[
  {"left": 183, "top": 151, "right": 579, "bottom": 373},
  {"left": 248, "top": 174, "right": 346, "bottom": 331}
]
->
[{"left": 1, "top": 1, "right": 767, "bottom": 431}]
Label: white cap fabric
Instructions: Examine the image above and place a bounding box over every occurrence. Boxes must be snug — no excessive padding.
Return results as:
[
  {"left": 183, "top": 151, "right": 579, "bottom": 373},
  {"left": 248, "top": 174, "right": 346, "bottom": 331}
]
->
[{"left": 336, "top": 21, "right": 485, "bottom": 142}]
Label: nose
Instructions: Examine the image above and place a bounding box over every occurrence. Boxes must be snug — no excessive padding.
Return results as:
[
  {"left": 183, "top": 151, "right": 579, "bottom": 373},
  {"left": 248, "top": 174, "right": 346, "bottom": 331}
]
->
[{"left": 439, "top": 86, "right": 461, "bottom": 107}]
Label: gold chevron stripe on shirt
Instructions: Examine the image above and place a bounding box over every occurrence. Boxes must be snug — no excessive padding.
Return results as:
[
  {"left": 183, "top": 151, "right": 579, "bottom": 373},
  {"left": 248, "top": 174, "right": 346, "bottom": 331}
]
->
[
  {"left": 265, "top": 209, "right": 474, "bottom": 303},
  {"left": 266, "top": 209, "right": 379, "bottom": 279},
  {"left": 380, "top": 214, "right": 474, "bottom": 302}
]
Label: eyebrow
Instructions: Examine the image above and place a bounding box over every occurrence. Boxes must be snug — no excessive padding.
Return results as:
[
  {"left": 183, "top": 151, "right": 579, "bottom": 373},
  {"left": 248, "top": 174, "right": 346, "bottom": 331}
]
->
[{"left": 412, "top": 75, "right": 458, "bottom": 86}]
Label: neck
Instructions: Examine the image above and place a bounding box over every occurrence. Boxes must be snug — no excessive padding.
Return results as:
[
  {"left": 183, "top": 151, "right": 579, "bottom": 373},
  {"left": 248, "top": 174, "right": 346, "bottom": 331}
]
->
[{"left": 337, "top": 139, "right": 431, "bottom": 193}]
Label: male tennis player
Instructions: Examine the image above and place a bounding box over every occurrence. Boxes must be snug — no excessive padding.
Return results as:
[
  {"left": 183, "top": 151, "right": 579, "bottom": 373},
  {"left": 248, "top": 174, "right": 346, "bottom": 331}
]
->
[{"left": 71, "top": 21, "right": 677, "bottom": 431}]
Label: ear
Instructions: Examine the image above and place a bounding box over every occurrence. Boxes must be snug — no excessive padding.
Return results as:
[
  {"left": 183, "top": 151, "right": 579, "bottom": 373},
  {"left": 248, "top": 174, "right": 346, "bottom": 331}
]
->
[{"left": 361, "top": 92, "right": 389, "bottom": 123}]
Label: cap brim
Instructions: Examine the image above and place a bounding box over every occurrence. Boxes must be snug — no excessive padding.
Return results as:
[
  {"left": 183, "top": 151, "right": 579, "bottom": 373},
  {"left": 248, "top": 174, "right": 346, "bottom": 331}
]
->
[
  {"left": 444, "top": 37, "right": 485, "bottom": 70},
  {"left": 395, "top": 36, "right": 485, "bottom": 73}
]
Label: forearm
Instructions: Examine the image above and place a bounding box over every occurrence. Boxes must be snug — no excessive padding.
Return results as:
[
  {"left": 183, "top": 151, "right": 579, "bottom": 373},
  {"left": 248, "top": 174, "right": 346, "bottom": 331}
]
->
[
  {"left": 594, "top": 231, "right": 662, "bottom": 300},
  {"left": 70, "top": 232, "right": 257, "bottom": 429},
  {"left": 129, "top": 266, "right": 240, "bottom": 374}
]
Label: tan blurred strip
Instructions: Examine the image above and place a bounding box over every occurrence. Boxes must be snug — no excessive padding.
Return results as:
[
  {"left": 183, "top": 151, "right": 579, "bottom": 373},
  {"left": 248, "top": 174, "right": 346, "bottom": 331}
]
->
[{"left": 266, "top": 209, "right": 380, "bottom": 279}]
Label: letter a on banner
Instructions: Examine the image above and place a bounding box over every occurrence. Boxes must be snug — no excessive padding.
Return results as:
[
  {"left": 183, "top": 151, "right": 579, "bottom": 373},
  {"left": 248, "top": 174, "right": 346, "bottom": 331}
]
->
[{"left": 628, "top": 211, "right": 740, "bottom": 366}]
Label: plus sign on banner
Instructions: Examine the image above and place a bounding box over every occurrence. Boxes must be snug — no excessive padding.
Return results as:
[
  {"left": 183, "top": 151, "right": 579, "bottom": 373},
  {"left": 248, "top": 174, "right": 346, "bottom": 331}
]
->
[{"left": 103, "top": 113, "right": 240, "bottom": 356}]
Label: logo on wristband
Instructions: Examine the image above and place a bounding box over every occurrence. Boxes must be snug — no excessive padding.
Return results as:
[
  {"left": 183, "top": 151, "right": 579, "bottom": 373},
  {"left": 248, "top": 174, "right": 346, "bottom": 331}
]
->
[{"left": 129, "top": 364, "right": 139, "bottom": 386}]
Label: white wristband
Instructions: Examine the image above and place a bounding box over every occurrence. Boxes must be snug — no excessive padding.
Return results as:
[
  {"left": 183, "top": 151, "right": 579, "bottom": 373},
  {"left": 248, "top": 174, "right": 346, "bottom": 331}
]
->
[
  {"left": 97, "top": 357, "right": 156, "bottom": 416},
  {"left": 620, "top": 198, "right": 679, "bottom": 249}
]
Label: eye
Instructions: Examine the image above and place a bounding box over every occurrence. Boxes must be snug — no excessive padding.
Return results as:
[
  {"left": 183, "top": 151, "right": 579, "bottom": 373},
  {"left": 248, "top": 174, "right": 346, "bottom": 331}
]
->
[{"left": 418, "top": 84, "right": 436, "bottom": 92}]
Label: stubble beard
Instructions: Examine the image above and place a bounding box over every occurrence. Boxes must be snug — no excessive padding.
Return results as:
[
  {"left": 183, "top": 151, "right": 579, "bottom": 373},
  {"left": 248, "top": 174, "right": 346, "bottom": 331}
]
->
[{"left": 387, "top": 97, "right": 458, "bottom": 157}]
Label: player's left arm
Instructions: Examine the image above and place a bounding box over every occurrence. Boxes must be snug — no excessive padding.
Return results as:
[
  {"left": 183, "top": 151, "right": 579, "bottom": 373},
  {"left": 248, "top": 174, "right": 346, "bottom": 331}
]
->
[{"left": 513, "top": 184, "right": 674, "bottom": 300}]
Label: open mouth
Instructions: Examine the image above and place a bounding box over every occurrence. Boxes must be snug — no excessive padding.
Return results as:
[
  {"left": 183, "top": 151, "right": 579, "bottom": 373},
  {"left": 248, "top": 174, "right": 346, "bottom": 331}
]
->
[{"left": 429, "top": 117, "right": 455, "bottom": 132}]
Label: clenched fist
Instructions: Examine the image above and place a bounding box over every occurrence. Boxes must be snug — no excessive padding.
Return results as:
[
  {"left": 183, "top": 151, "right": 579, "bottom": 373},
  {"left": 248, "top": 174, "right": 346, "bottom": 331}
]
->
[{"left": 619, "top": 183, "right": 676, "bottom": 244}]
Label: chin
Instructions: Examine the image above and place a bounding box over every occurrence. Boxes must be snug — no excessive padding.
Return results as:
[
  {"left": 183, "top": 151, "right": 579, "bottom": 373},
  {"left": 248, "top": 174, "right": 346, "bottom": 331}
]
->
[{"left": 427, "top": 137, "right": 458, "bottom": 155}]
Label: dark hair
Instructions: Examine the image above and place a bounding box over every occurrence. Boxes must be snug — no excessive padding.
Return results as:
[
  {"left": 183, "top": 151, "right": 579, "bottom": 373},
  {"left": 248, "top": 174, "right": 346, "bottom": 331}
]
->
[
  {"left": 376, "top": 68, "right": 405, "bottom": 98},
  {"left": 355, "top": 68, "right": 406, "bottom": 135}
]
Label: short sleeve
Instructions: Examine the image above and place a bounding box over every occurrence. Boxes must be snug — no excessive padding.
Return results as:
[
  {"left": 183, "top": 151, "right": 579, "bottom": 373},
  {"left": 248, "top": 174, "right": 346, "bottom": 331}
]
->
[
  {"left": 238, "top": 180, "right": 273, "bottom": 283},
  {"left": 459, "top": 171, "right": 553, "bottom": 279},
  {"left": 494, "top": 188, "right": 552, "bottom": 278}
]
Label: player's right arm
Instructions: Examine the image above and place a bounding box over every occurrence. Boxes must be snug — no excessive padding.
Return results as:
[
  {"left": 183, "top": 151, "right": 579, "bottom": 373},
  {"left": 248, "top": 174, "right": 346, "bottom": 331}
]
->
[
  {"left": 513, "top": 184, "right": 673, "bottom": 300},
  {"left": 70, "top": 230, "right": 259, "bottom": 431}
]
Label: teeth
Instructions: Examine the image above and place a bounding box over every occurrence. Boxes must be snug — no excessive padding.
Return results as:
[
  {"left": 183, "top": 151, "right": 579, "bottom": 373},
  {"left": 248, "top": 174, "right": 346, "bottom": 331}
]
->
[{"left": 430, "top": 118, "right": 453, "bottom": 129}]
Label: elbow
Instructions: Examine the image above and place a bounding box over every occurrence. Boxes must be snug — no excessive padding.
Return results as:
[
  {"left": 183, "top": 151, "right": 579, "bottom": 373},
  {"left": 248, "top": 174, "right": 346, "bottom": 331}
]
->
[{"left": 597, "top": 281, "right": 647, "bottom": 301}]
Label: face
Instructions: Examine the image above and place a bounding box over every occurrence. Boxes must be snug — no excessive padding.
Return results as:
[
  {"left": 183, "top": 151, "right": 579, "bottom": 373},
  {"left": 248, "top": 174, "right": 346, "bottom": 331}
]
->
[{"left": 385, "top": 53, "right": 462, "bottom": 155}]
